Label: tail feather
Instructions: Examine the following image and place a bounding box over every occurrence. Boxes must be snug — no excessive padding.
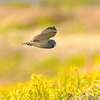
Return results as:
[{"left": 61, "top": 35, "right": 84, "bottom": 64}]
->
[
  {"left": 21, "top": 42, "right": 27, "bottom": 45},
  {"left": 21, "top": 41, "right": 32, "bottom": 46}
]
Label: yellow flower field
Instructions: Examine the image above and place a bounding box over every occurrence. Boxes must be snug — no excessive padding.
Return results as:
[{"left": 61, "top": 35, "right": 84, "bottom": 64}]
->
[{"left": 0, "top": 69, "right": 100, "bottom": 100}]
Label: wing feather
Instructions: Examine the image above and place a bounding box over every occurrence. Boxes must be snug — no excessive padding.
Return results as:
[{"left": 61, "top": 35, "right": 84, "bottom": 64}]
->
[{"left": 31, "top": 26, "right": 57, "bottom": 42}]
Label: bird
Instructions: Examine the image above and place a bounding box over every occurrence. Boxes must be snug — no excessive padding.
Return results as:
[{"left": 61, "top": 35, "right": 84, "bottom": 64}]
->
[{"left": 21, "top": 26, "right": 57, "bottom": 49}]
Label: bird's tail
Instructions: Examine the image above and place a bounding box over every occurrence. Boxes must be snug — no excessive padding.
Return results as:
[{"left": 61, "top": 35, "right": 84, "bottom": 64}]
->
[{"left": 21, "top": 41, "right": 32, "bottom": 46}]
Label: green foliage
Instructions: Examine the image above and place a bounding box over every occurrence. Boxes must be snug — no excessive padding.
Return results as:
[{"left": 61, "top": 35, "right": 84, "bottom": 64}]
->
[
  {"left": 41, "top": 0, "right": 100, "bottom": 7},
  {"left": 93, "top": 53, "right": 100, "bottom": 64},
  {"left": 6, "top": 2, "right": 31, "bottom": 8},
  {"left": 0, "top": 21, "right": 35, "bottom": 32},
  {"left": 0, "top": 71, "right": 100, "bottom": 100},
  {"left": 0, "top": 51, "right": 100, "bottom": 84},
  {"left": 65, "top": 54, "right": 86, "bottom": 67},
  {"left": 38, "top": 56, "right": 60, "bottom": 69},
  {"left": 0, "top": 3, "right": 100, "bottom": 33},
  {"left": 0, "top": 16, "right": 58, "bottom": 32},
  {"left": 36, "top": 16, "right": 58, "bottom": 27},
  {"left": 0, "top": 52, "right": 22, "bottom": 76}
]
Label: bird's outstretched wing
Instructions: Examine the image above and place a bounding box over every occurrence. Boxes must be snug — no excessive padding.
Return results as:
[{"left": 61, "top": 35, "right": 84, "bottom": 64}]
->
[{"left": 31, "top": 26, "right": 57, "bottom": 42}]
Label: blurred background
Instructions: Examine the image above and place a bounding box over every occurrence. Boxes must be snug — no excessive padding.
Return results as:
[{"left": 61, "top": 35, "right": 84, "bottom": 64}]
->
[{"left": 0, "top": 0, "right": 100, "bottom": 95}]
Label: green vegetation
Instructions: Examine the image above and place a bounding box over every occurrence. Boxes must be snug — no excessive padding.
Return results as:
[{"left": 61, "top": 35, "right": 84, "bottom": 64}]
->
[
  {"left": 5, "top": 2, "right": 31, "bottom": 8},
  {"left": 0, "top": 52, "right": 100, "bottom": 85},
  {"left": 41, "top": 0, "right": 100, "bottom": 7},
  {"left": 0, "top": 1, "right": 100, "bottom": 33}
]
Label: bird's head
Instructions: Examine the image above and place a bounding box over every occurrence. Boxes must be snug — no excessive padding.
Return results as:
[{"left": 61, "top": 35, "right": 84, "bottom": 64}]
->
[{"left": 48, "top": 40, "right": 56, "bottom": 48}]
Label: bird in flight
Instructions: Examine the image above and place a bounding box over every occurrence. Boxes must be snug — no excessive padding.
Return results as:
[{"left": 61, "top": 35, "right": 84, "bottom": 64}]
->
[{"left": 21, "top": 26, "right": 57, "bottom": 49}]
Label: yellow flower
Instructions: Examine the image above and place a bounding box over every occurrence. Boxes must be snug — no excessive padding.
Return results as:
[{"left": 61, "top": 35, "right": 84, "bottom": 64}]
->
[{"left": 70, "top": 65, "right": 77, "bottom": 71}]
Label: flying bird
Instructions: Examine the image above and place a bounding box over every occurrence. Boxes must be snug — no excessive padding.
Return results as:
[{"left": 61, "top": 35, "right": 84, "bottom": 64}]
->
[{"left": 21, "top": 26, "right": 57, "bottom": 49}]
